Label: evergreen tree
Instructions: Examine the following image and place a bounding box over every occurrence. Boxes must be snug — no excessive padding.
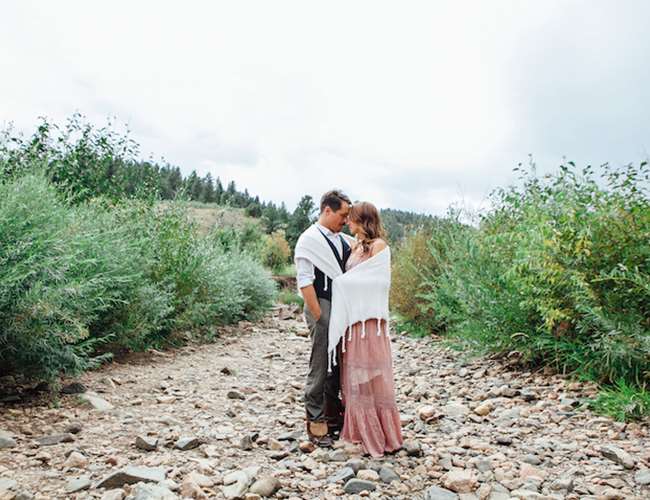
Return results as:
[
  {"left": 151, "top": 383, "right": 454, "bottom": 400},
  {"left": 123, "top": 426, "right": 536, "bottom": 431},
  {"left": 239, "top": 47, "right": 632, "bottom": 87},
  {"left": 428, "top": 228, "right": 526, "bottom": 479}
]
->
[
  {"left": 186, "top": 170, "right": 202, "bottom": 201},
  {"left": 215, "top": 177, "right": 224, "bottom": 204},
  {"left": 202, "top": 173, "right": 216, "bottom": 203},
  {"left": 167, "top": 166, "right": 183, "bottom": 199},
  {"left": 286, "top": 195, "right": 316, "bottom": 249}
]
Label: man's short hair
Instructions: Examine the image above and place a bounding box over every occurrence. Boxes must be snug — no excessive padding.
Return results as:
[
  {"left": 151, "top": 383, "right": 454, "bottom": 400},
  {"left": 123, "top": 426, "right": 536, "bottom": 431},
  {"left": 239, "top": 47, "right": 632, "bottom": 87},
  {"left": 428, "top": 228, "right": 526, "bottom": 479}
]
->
[{"left": 320, "top": 189, "right": 351, "bottom": 213}]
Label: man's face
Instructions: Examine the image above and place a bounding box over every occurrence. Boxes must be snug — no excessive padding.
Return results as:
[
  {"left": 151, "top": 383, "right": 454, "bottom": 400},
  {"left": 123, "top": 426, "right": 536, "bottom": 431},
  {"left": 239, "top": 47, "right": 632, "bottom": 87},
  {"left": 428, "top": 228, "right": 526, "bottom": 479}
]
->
[{"left": 324, "top": 202, "right": 350, "bottom": 233}]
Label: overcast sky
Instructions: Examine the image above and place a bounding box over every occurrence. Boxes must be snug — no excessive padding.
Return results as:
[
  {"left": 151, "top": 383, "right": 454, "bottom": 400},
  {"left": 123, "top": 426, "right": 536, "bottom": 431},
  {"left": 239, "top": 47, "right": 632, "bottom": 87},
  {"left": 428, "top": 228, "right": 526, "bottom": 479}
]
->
[{"left": 2, "top": 1, "right": 649, "bottom": 214}]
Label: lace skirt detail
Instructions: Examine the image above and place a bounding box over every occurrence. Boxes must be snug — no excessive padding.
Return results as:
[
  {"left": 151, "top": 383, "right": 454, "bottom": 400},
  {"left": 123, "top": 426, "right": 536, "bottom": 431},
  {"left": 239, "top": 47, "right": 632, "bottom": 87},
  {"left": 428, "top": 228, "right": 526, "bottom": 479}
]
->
[{"left": 340, "top": 318, "right": 403, "bottom": 457}]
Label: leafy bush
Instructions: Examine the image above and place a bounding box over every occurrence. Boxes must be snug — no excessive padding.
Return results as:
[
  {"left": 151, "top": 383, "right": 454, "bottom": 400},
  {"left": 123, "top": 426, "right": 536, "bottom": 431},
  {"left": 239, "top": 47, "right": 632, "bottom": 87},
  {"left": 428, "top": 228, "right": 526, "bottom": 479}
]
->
[
  {"left": 393, "top": 161, "right": 650, "bottom": 417},
  {"left": 210, "top": 221, "right": 265, "bottom": 256},
  {"left": 278, "top": 289, "right": 304, "bottom": 308},
  {"left": 590, "top": 380, "right": 650, "bottom": 422},
  {"left": 261, "top": 230, "right": 291, "bottom": 273},
  {"left": 0, "top": 114, "right": 158, "bottom": 203},
  {"left": 390, "top": 230, "right": 437, "bottom": 325},
  {"left": 390, "top": 216, "right": 468, "bottom": 332},
  {"left": 0, "top": 173, "right": 276, "bottom": 381}
]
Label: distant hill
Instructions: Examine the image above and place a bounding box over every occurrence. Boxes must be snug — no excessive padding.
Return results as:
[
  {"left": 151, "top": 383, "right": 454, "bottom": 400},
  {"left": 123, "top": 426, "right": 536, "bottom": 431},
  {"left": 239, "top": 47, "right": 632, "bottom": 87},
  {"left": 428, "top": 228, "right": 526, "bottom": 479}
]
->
[{"left": 380, "top": 208, "right": 438, "bottom": 243}]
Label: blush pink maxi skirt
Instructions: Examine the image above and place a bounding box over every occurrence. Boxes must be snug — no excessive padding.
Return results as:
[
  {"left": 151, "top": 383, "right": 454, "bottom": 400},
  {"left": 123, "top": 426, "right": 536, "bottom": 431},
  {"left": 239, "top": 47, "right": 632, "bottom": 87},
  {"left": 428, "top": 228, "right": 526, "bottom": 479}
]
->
[{"left": 340, "top": 318, "right": 403, "bottom": 457}]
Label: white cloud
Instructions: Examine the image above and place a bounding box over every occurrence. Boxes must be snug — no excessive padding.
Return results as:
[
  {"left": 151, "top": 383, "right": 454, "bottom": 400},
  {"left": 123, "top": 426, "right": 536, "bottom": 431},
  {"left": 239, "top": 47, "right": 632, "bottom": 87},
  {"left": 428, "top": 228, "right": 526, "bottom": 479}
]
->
[{"left": 1, "top": 0, "right": 648, "bottom": 214}]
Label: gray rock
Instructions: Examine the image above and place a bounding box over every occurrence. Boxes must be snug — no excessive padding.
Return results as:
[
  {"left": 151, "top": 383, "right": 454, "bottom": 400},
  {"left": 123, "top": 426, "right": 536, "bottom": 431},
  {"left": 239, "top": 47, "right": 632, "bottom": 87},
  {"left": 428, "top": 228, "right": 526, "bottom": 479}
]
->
[
  {"left": 475, "top": 459, "right": 492, "bottom": 473},
  {"left": 222, "top": 481, "right": 247, "bottom": 498},
  {"left": 35, "top": 433, "right": 75, "bottom": 446},
  {"left": 520, "top": 391, "right": 537, "bottom": 402},
  {"left": 61, "top": 382, "right": 86, "bottom": 394},
  {"left": 65, "top": 422, "right": 83, "bottom": 434},
  {"left": 277, "top": 430, "right": 302, "bottom": 441},
  {"left": 223, "top": 466, "right": 259, "bottom": 500},
  {"left": 96, "top": 466, "right": 166, "bottom": 489},
  {"left": 175, "top": 436, "right": 201, "bottom": 451},
  {"left": 101, "top": 490, "right": 126, "bottom": 500},
  {"left": 366, "top": 461, "right": 383, "bottom": 472},
  {"left": 379, "top": 465, "right": 400, "bottom": 483},
  {"left": 240, "top": 434, "right": 254, "bottom": 450},
  {"left": 328, "top": 449, "right": 347, "bottom": 462},
  {"left": 327, "top": 467, "right": 356, "bottom": 484},
  {"left": 0, "top": 478, "right": 17, "bottom": 493},
  {"left": 486, "top": 491, "right": 511, "bottom": 500},
  {"left": 403, "top": 439, "right": 423, "bottom": 457},
  {"left": 444, "top": 403, "right": 469, "bottom": 418},
  {"left": 227, "top": 389, "right": 246, "bottom": 400},
  {"left": 443, "top": 469, "right": 478, "bottom": 494},
  {"left": 65, "top": 476, "right": 91, "bottom": 493},
  {"left": 128, "top": 483, "right": 177, "bottom": 500},
  {"left": 495, "top": 435, "right": 512, "bottom": 445},
  {"left": 635, "top": 469, "right": 650, "bottom": 485},
  {"left": 0, "top": 430, "right": 16, "bottom": 449},
  {"left": 224, "top": 467, "right": 259, "bottom": 485},
  {"left": 600, "top": 444, "right": 636, "bottom": 469},
  {"left": 344, "top": 458, "right": 366, "bottom": 474},
  {"left": 270, "top": 450, "right": 289, "bottom": 460},
  {"left": 249, "top": 476, "right": 280, "bottom": 496},
  {"left": 135, "top": 436, "right": 158, "bottom": 451},
  {"left": 522, "top": 454, "right": 542, "bottom": 466},
  {"left": 424, "top": 485, "right": 459, "bottom": 500},
  {"left": 343, "top": 479, "right": 376, "bottom": 494},
  {"left": 14, "top": 493, "right": 34, "bottom": 500},
  {"left": 549, "top": 475, "right": 574, "bottom": 492},
  {"left": 80, "top": 391, "right": 114, "bottom": 411},
  {"left": 439, "top": 455, "right": 454, "bottom": 470}
]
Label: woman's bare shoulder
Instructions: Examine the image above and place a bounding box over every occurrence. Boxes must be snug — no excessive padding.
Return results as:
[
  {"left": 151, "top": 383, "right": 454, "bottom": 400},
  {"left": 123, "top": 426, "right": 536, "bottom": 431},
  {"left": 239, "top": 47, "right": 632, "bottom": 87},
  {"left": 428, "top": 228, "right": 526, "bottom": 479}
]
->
[{"left": 370, "top": 238, "right": 388, "bottom": 256}]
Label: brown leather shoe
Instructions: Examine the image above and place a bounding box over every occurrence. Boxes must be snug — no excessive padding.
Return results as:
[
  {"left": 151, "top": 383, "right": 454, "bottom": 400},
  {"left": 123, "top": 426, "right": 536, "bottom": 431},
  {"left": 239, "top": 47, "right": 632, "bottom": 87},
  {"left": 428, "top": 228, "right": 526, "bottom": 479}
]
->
[
  {"left": 306, "top": 420, "right": 333, "bottom": 448},
  {"left": 310, "top": 433, "right": 334, "bottom": 448}
]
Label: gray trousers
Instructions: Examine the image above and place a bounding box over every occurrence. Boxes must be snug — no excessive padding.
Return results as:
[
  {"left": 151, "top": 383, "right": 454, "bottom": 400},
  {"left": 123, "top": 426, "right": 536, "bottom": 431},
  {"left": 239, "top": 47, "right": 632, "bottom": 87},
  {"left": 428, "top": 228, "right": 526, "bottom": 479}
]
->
[{"left": 304, "top": 299, "right": 342, "bottom": 422}]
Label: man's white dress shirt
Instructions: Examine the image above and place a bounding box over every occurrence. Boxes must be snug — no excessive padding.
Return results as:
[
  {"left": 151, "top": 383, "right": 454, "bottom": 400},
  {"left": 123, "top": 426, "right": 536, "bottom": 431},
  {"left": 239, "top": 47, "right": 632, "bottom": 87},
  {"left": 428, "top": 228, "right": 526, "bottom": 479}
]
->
[{"left": 296, "top": 224, "right": 342, "bottom": 289}]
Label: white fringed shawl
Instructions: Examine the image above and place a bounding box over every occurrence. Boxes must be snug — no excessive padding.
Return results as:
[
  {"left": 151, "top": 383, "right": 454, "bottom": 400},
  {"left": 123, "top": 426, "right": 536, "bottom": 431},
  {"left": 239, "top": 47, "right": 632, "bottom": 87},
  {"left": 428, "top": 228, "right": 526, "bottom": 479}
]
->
[
  {"left": 294, "top": 224, "right": 391, "bottom": 371},
  {"left": 294, "top": 224, "right": 350, "bottom": 289},
  {"left": 328, "top": 247, "right": 391, "bottom": 371}
]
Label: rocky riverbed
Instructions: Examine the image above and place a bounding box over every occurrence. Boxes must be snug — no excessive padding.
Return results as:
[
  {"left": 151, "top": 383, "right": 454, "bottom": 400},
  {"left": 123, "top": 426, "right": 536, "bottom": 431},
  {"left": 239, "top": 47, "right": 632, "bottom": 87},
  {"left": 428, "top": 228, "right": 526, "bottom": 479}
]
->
[{"left": 1, "top": 306, "right": 649, "bottom": 499}]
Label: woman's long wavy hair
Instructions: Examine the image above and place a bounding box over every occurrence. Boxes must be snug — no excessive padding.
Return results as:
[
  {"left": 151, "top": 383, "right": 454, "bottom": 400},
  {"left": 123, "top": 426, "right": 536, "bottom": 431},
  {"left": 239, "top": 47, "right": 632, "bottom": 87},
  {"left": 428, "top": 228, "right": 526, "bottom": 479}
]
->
[{"left": 349, "top": 201, "right": 386, "bottom": 253}]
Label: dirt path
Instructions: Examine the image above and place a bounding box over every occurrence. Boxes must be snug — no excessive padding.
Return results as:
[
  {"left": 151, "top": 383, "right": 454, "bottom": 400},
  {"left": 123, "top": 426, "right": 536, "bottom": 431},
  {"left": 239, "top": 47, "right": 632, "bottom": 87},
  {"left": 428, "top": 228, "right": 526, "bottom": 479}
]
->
[{"left": 1, "top": 307, "right": 649, "bottom": 499}]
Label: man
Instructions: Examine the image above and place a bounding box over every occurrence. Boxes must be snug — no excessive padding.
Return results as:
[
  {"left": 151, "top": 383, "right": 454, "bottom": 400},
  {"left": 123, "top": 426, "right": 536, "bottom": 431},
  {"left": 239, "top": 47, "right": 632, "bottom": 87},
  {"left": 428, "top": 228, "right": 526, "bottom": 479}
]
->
[{"left": 294, "top": 190, "right": 352, "bottom": 447}]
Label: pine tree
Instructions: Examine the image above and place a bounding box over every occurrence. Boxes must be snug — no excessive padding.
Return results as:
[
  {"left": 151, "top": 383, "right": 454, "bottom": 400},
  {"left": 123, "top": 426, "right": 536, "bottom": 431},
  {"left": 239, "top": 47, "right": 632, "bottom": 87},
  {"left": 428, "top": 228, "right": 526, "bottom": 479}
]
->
[
  {"left": 286, "top": 195, "right": 316, "bottom": 249},
  {"left": 202, "top": 173, "right": 216, "bottom": 203},
  {"left": 215, "top": 177, "right": 224, "bottom": 204}
]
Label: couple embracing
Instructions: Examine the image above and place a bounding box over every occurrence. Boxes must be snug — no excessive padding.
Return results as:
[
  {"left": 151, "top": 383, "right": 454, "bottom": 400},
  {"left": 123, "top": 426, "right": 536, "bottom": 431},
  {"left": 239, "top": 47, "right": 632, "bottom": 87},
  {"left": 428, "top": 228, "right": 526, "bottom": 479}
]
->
[{"left": 294, "top": 190, "right": 403, "bottom": 458}]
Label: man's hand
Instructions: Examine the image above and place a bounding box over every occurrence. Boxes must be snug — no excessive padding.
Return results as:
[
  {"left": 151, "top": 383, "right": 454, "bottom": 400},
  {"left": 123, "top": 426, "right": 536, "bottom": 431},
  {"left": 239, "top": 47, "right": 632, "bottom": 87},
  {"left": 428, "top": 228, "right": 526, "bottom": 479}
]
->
[{"left": 300, "top": 285, "right": 321, "bottom": 321}]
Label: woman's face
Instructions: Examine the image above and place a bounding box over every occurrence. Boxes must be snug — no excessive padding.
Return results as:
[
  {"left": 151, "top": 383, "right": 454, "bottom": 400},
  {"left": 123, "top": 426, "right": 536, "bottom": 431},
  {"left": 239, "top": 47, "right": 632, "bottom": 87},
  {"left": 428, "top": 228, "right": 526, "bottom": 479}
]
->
[{"left": 348, "top": 218, "right": 360, "bottom": 237}]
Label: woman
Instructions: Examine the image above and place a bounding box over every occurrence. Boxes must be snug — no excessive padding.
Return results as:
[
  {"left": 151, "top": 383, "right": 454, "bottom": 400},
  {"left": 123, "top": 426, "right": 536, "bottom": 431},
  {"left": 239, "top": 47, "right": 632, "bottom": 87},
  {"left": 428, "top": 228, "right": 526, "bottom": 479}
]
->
[{"left": 334, "top": 201, "right": 403, "bottom": 457}]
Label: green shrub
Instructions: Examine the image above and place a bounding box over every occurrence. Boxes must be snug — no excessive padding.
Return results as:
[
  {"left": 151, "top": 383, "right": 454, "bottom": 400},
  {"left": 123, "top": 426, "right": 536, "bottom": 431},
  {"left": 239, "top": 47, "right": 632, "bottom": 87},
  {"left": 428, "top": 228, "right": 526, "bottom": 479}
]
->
[
  {"left": 210, "top": 221, "right": 265, "bottom": 257},
  {"left": 390, "top": 217, "right": 468, "bottom": 333},
  {"left": 261, "top": 230, "right": 291, "bottom": 273},
  {"left": 590, "top": 380, "right": 650, "bottom": 422},
  {"left": 394, "top": 161, "right": 650, "bottom": 418},
  {"left": 278, "top": 289, "right": 304, "bottom": 308},
  {"left": 0, "top": 174, "right": 153, "bottom": 378},
  {"left": 0, "top": 115, "right": 158, "bottom": 203},
  {"left": 0, "top": 173, "right": 276, "bottom": 381}
]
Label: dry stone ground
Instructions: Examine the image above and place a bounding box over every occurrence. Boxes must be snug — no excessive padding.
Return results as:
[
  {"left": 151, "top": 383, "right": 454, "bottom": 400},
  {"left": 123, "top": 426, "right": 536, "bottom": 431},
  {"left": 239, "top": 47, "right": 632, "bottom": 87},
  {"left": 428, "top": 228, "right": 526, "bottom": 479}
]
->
[{"left": 1, "top": 306, "right": 649, "bottom": 499}]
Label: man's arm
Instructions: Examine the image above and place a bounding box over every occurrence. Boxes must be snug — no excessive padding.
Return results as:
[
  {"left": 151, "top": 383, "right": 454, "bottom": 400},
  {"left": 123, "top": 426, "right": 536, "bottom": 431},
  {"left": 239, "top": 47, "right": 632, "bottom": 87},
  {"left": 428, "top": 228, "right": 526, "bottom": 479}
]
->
[
  {"left": 300, "top": 284, "right": 321, "bottom": 321},
  {"left": 295, "top": 257, "right": 320, "bottom": 320}
]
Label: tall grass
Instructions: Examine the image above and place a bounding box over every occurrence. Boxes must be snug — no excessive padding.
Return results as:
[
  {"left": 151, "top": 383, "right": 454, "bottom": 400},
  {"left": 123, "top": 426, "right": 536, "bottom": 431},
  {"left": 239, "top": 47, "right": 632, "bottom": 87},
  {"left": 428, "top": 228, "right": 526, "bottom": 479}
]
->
[
  {"left": 392, "top": 162, "right": 650, "bottom": 419},
  {"left": 0, "top": 172, "right": 276, "bottom": 382}
]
